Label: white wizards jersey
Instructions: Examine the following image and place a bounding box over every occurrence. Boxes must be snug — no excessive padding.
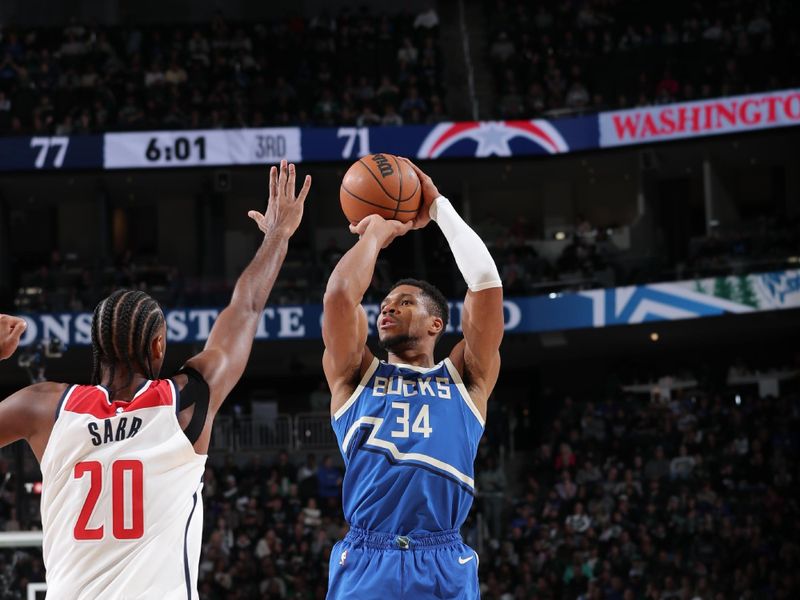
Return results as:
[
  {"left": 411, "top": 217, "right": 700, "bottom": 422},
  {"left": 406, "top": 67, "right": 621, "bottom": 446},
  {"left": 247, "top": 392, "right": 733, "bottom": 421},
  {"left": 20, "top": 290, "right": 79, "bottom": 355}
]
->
[{"left": 40, "top": 379, "right": 206, "bottom": 600}]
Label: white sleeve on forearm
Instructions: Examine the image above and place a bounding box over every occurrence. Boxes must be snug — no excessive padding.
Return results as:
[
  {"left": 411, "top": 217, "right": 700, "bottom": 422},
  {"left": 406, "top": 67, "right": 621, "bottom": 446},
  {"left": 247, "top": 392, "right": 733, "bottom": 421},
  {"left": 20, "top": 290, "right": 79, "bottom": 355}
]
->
[{"left": 430, "top": 196, "right": 502, "bottom": 292}]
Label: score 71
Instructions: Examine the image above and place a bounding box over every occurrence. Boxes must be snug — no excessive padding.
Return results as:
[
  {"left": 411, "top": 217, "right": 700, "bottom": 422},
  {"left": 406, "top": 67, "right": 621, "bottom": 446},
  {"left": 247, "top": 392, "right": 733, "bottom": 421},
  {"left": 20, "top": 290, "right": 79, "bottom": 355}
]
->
[
  {"left": 336, "top": 127, "right": 370, "bottom": 159},
  {"left": 30, "top": 137, "right": 70, "bottom": 168}
]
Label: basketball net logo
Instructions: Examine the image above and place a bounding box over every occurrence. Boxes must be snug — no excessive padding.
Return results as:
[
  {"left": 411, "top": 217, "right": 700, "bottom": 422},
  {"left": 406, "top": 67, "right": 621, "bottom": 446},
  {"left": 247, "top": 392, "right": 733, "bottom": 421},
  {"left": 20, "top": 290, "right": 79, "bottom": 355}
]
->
[{"left": 339, "top": 550, "right": 348, "bottom": 566}]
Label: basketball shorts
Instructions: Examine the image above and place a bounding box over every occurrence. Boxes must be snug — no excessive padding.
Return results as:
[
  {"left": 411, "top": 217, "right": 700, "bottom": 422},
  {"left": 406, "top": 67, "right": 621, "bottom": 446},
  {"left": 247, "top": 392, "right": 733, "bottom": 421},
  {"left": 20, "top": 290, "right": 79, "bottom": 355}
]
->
[{"left": 326, "top": 527, "right": 479, "bottom": 600}]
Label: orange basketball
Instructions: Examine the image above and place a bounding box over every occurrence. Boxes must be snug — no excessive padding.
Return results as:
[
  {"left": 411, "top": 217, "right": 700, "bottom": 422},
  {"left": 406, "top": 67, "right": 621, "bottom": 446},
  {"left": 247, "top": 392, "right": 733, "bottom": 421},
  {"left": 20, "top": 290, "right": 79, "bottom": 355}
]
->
[{"left": 339, "top": 153, "right": 422, "bottom": 224}]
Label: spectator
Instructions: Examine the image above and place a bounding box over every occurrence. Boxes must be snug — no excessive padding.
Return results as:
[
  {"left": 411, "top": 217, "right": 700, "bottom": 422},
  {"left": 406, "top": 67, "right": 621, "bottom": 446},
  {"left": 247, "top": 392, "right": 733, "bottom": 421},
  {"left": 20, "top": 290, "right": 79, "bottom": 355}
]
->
[
  {"left": 355, "top": 104, "right": 381, "bottom": 127},
  {"left": 399, "top": 85, "right": 427, "bottom": 117},
  {"left": 308, "top": 381, "right": 331, "bottom": 412},
  {"left": 555, "top": 470, "right": 578, "bottom": 500},
  {"left": 414, "top": 6, "right": 440, "bottom": 30},
  {"left": 490, "top": 32, "right": 515, "bottom": 63},
  {"left": 670, "top": 445, "right": 696, "bottom": 480},
  {"left": 317, "top": 455, "right": 342, "bottom": 505},
  {"left": 397, "top": 37, "right": 418, "bottom": 65},
  {"left": 565, "top": 502, "right": 592, "bottom": 533},
  {"left": 555, "top": 442, "right": 576, "bottom": 470},
  {"left": 478, "top": 455, "right": 507, "bottom": 538},
  {"left": 565, "top": 79, "right": 590, "bottom": 108},
  {"left": 381, "top": 104, "right": 403, "bottom": 126}
]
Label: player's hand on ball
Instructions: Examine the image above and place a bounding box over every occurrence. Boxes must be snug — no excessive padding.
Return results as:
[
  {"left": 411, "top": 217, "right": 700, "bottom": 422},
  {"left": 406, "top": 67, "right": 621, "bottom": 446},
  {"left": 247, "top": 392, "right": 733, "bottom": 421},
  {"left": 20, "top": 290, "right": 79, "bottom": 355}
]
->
[
  {"left": 399, "top": 157, "right": 440, "bottom": 230},
  {"left": 349, "top": 214, "right": 413, "bottom": 249},
  {"left": 0, "top": 314, "right": 27, "bottom": 360},
  {"left": 248, "top": 159, "right": 312, "bottom": 238}
]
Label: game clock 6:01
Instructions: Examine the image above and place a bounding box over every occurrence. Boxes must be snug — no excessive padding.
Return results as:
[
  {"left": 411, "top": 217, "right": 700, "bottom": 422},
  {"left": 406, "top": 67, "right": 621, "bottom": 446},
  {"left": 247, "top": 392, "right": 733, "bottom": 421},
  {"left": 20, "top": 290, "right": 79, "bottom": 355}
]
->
[
  {"left": 104, "top": 128, "right": 302, "bottom": 169},
  {"left": 145, "top": 136, "right": 206, "bottom": 163}
]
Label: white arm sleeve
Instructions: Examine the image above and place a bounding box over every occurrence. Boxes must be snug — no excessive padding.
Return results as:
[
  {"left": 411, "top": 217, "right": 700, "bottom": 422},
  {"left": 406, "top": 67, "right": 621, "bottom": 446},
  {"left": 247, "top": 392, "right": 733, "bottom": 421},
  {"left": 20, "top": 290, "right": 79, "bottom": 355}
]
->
[{"left": 430, "top": 196, "right": 502, "bottom": 292}]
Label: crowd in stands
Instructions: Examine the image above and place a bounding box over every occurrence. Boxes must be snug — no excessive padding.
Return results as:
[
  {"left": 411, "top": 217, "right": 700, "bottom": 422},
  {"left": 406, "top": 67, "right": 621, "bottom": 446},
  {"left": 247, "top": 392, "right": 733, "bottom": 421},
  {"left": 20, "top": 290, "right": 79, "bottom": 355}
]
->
[
  {"left": 11, "top": 208, "right": 799, "bottom": 312},
  {"left": 478, "top": 379, "right": 800, "bottom": 599},
  {"left": 479, "top": 214, "right": 620, "bottom": 295},
  {"left": 12, "top": 249, "right": 188, "bottom": 312},
  {"left": 0, "top": 7, "right": 445, "bottom": 136},
  {"left": 477, "top": 213, "right": 800, "bottom": 297},
  {"left": 686, "top": 216, "right": 800, "bottom": 279},
  {"left": 485, "top": 0, "right": 800, "bottom": 117},
  {"left": 1, "top": 370, "right": 797, "bottom": 598},
  {"left": 11, "top": 244, "right": 325, "bottom": 312},
  {"left": 5, "top": 0, "right": 799, "bottom": 138}
]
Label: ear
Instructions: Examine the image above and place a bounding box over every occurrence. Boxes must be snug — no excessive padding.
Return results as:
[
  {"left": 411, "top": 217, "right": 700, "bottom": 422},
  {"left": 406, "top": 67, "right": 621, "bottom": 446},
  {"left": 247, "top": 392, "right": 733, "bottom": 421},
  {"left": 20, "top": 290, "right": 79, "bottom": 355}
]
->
[
  {"left": 429, "top": 315, "right": 443, "bottom": 338},
  {"left": 151, "top": 332, "right": 165, "bottom": 360}
]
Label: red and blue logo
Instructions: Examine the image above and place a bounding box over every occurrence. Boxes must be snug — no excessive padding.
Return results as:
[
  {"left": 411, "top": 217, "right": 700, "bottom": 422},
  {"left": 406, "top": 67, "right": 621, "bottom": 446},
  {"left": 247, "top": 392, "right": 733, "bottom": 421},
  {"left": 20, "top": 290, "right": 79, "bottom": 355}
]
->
[{"left": 417, "top": 120, "right": 569, "bottom": 159}]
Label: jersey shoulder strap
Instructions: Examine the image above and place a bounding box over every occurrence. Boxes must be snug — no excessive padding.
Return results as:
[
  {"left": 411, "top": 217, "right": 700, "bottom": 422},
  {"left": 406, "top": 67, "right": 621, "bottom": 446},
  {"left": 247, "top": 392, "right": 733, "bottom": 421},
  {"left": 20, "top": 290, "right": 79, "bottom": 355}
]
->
[{"left": 172, "top": 366, "right": 210, "bottom": 445}]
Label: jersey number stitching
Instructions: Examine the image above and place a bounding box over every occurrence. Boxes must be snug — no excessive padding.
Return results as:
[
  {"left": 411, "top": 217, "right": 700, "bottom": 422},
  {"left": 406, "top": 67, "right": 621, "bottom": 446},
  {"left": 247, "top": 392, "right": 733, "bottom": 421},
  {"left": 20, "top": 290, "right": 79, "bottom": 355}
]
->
[
  {"left": 73, "top": 459, "right": 144, "bottom": 541},
  {"left": 389, "top": 402, "right": 433, "bottom": 439}
]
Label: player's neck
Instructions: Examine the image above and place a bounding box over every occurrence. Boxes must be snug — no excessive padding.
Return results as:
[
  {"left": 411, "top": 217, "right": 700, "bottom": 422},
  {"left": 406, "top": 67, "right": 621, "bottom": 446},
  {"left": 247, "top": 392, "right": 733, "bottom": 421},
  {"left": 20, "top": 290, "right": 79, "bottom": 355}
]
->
[
  {"left": 98, "top": 368, "right": 152, "bottom": 401},
  {"left": 387, "top": 350, "right": 435, "bottom": 369}
]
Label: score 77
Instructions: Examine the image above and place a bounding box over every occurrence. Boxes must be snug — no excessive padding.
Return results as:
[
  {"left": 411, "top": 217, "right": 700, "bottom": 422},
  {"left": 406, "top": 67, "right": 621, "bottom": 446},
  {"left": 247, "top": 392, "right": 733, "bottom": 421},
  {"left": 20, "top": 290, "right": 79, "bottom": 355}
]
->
[
  {"left": 336, "top": 127, "right": 370, "bottom": 159},
  {"left": 30, "top": 137, "right": 70, "bottom": 168}
]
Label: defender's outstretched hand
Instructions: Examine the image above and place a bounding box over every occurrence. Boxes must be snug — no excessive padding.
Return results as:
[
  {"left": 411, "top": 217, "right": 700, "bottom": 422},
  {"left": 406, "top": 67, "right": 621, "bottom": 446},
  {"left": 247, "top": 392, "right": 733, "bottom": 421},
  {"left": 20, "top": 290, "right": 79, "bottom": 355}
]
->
[
  {"left": 349, "top": 214, "right": 414, "bottom": 249},
  {"left": 248, "top": 159, "right": 312, "bottom": 238},
  {"left": 0, "top": 315, "right": 26, "bottom": 360},
  {"left": 399, "top": 157, "right": 440, "bottom": 230}
]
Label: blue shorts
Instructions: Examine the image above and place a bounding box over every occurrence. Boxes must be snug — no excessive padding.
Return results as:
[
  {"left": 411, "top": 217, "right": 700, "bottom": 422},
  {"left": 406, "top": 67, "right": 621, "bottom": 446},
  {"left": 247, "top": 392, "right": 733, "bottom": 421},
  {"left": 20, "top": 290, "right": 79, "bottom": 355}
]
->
[{"left": 327, "top": 527, "right": 479, "bottom": 600}]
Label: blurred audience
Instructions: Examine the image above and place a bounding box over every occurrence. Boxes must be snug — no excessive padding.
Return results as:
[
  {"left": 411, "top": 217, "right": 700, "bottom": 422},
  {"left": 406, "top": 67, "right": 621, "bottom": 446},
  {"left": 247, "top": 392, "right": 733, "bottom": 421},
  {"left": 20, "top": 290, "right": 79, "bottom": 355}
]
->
[
  {"left": 485, "top": 0, "right": 800, "bottom": 118},
  {"left": 0, "top": 7, "right": 445, "bottom": 136},
  {"left": 1, "top": 370, "right": 797, "bottom": 598}
]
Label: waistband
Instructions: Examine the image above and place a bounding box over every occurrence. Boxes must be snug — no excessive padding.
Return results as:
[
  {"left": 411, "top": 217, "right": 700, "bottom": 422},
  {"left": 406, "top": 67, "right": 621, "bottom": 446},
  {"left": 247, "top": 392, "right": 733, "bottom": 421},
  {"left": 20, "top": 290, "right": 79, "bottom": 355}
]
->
[{"left": 345, "top": 526, "right": 462, "bottom": 550}]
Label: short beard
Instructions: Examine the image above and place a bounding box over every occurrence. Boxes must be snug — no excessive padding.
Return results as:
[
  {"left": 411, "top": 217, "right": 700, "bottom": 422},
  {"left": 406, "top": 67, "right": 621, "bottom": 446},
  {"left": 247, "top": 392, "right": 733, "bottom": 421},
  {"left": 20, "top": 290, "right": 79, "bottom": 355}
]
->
[{"left": 378, "top": 333, "right": 416, "bottom": 353}]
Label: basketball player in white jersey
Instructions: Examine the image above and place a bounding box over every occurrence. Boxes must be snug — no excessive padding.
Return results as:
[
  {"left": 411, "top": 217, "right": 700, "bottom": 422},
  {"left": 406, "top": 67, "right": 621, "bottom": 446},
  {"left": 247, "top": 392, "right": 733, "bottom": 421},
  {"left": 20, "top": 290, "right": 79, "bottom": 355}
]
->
[{"left": 0, "top": 160, "right": 311, "bottom": 599}]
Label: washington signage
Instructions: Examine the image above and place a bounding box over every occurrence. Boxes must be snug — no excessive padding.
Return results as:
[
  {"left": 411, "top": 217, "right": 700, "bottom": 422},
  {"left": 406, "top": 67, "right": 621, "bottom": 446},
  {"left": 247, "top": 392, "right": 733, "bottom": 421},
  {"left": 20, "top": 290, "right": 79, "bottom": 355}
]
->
[{"left": 1, "top": 89, "right": 798, "bottom": 172}]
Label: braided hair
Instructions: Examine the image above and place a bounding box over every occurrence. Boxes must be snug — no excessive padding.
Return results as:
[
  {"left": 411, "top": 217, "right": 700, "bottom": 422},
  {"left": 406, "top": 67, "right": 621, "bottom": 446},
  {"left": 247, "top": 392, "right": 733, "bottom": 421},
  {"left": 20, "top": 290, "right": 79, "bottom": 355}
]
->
[{"left": 90, "top": 290, "right": 166, "bottom": 393}]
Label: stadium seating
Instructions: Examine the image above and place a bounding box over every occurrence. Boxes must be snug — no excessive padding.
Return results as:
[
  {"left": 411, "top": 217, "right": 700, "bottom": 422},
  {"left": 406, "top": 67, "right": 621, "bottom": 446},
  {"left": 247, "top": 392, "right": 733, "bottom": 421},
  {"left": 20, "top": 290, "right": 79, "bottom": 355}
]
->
[
  {"left": 0, "top": 9, "right": 445, "bottom": 135},
  {"left": 483, "top": 0, "right": 799, "bottom": 117}
]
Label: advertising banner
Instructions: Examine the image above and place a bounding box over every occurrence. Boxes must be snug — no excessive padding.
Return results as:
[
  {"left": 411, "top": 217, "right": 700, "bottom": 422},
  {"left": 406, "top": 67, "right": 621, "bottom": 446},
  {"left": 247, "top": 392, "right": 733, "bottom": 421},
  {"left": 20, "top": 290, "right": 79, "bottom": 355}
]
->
[
  {"left": 13, "top": 270, "right": 800, "bottom": 348},
  {"left": 2, "top": 90, "right": 799, "bottom": 172},
  {"left": 599, "top": 88, "right": 800, "bottom": 147}
]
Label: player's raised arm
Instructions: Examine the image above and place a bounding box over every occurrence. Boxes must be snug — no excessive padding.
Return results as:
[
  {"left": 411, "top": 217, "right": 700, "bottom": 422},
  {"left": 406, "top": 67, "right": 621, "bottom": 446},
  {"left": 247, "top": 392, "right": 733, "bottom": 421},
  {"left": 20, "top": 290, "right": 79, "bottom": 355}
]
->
[
  {"left": 183, "top": 160, "right": 311, "bottom": 413},
  {"left": 322, "top": 215, "right": 412, "bottom": 412},
  {"left": 402, "top": 159, "right": 504, "bottom": 415},
  {"left": 0, "top": 314, "right": 27, "bottom": 360}
]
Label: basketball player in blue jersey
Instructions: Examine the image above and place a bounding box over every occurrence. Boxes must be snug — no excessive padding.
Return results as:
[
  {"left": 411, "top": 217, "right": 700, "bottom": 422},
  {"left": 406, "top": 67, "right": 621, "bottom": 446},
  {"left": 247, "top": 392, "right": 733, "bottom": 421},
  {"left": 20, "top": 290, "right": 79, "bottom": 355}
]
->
[{"left": 322, "top": 158, "right": 504, "bottom": 599}]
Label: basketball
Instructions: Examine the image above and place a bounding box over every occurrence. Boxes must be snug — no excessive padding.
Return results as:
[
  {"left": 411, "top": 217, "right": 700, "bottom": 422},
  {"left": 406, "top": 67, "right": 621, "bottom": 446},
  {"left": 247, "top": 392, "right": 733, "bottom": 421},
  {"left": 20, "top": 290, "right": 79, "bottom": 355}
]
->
[{"left": 339, "top": 153, "right": 422, "bottom": 224}]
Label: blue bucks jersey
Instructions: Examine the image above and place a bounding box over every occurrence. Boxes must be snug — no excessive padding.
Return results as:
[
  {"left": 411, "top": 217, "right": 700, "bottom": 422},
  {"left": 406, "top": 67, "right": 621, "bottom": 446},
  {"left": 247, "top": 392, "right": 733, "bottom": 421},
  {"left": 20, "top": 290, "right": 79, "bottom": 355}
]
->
[{"left": 331, "top": 358, "right": 485, "bottom": 534}]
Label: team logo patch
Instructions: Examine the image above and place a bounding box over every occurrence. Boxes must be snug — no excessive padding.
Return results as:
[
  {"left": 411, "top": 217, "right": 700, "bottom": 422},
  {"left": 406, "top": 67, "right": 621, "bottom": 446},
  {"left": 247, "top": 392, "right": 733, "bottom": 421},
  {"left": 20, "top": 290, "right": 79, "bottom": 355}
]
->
[{"left": 417, "top": 120, "right": 569, "bottom": 159}]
